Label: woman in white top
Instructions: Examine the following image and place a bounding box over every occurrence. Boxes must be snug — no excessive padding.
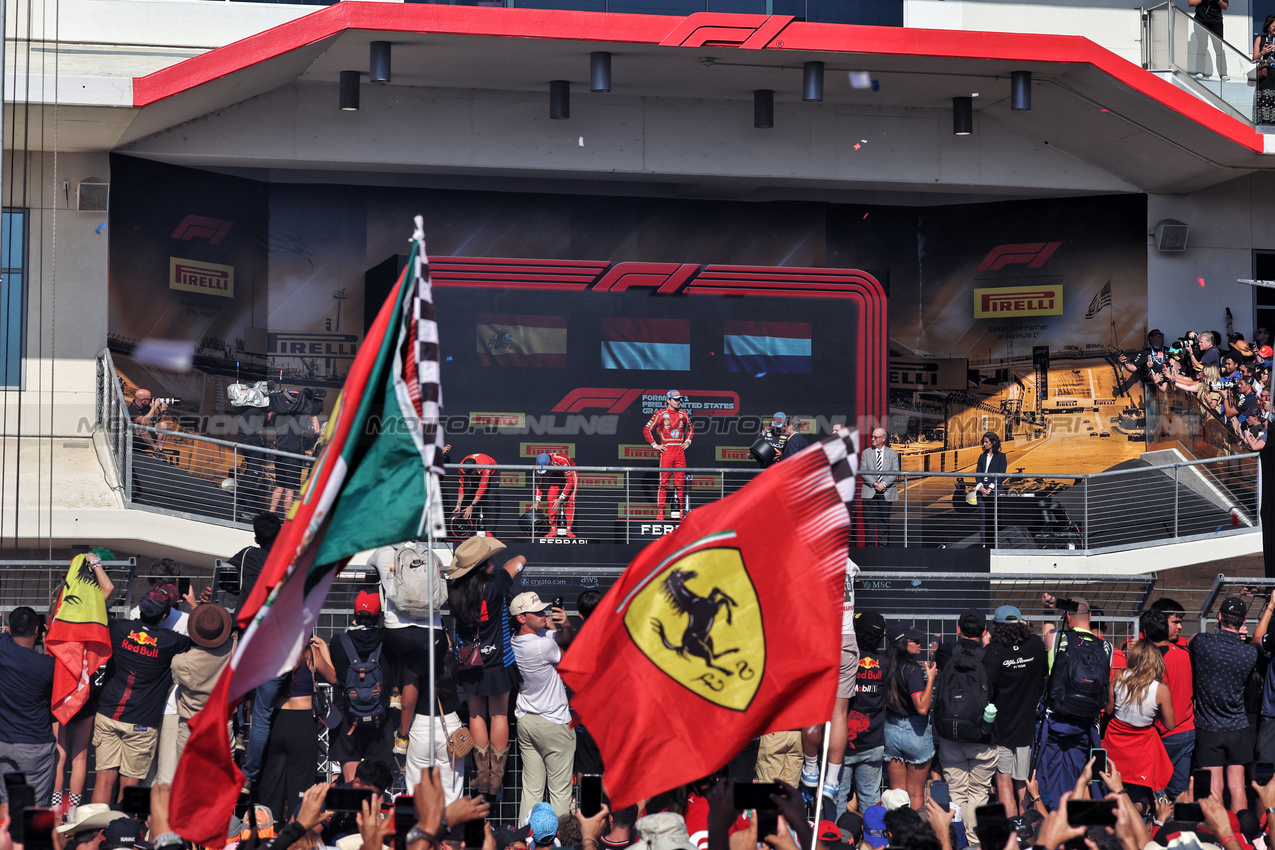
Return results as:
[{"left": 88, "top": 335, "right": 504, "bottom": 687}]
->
[{"left": 1101, "top": 639, "right": 1175, "bottom": 793}]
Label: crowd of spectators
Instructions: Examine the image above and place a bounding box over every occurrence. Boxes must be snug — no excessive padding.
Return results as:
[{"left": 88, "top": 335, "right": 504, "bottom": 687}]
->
[
  {"left": 1120, "top": 327, "right": 1273, "bottom": 448},
  {"left": 12, "top": 535, "right": 1275, "bottom": 850}
]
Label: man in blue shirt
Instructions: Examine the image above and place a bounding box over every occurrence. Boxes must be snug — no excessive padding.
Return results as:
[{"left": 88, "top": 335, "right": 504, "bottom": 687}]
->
[
  {"left": 0, "top": 607, "right": 57, "bottom": 805},
  {"left": 1191, "top": 597, "right": 1258, "bottom": 813}
]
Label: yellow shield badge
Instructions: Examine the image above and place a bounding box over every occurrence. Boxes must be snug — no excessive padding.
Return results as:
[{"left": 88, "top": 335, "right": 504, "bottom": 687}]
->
[{"left": 623, "top": 547, "right": 765, "bottom": 711}]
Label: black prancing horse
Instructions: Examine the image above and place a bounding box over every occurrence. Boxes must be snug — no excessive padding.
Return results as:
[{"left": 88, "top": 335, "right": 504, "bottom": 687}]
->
[{"left": 652, "top": 568, "right": 739, "bottom": 675}]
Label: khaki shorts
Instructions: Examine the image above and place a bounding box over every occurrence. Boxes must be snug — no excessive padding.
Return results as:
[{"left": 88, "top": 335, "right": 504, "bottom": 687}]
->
[
  {"left": 838, "top": 632, "right": 860, "bottom": 699},
  {"left": 996, "top": 744, "right": 1032, "bottom": 781},
  {"left": 93, "top": 714, "right": 159, "bottom": 779}
]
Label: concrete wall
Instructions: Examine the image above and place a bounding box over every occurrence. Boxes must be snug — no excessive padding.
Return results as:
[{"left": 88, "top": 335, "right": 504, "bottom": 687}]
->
[{"left": 1147, "top": 172, "right": 1275, "bottom": 343}]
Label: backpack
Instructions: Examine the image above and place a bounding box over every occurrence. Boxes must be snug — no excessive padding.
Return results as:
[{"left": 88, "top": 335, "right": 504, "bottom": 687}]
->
[
  {"left": 337, "top": 632, "right": 386, "bottom": 729},
  {"left": 933, "top": 642, "right": 989, "bottom": 743},
  {"left": 381, "top": 544, "right": 447, "bottom": 619},
  {"left": 1046, "top": 629, "right": 1111, "bottom": 721}
]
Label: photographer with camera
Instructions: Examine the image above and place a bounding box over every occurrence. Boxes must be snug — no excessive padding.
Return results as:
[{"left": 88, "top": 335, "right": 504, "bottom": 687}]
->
[
  {"left": 1119, "top": 330, "right": 1173, "bottom": 392},
  {"left": 128, "top": 389, "right": 173, "bottom": 455},
  {"left": 266, "top": 387, "right": 323, "bottom": 515},
  {"left": 1189, "top": 330, "right": 1222, "bottom": 372}
]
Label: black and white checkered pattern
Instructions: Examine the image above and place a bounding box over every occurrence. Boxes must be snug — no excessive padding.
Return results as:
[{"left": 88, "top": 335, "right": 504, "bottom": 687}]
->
[
  {"left": 402, "top": 216, "right": 447, "bottom": 536},
  {"left": 821, "top": 427, "right": 861, "bottom": 513}
]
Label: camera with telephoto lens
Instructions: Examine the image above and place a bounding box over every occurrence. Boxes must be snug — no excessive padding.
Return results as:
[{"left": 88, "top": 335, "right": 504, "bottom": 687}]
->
[
  {"left": 153, "top": 397, "right": 181, "bottom": 406},
  {"left": 1212, "top": 379, "right": 1235, "bottom": 392}
]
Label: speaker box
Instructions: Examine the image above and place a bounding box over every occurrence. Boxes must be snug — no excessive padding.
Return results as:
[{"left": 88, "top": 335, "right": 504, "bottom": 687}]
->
[
  {"left": 77, "top": 181, "right": 109, "bottom": 212},
  {"left": 1153, "top": 219, "right": 1188, "bottom": 252}
]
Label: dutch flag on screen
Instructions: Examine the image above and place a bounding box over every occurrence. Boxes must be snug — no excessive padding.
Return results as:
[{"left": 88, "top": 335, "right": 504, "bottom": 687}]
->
[
  {"left": 601, "top": 317, "right": 691, "bottom": 371},
  {"left": 724, "top": 321, "right": 812, "bottom": 374}
]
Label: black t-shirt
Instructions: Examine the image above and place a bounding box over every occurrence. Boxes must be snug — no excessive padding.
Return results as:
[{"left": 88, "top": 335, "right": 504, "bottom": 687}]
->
[
  {"left": 413, "top": 629, "right": 461, "bottom": 716},
  {"left": 1132, "top": 348, "right": 1170, "bottom": 376},
  {"left": 98, "top": 618, "right": 192, "bottom": 727},
  {"left": 887, "top": 660, "right": 928, "bottom": 718},
  {"left": 1194, "top": 0, "right": 1223, "bottom": 25},
  {"left": 0, "top": 634, "right": 55, "bottom": 744},
  {"left": 331, "top": 626, "right": 389, "bottom": 714},
  {"left": 983, "top": 634, "right": 1048, "bottom": 748},
  {"left": 846, "top": 650, "right": 886, "bottom": 751},
  {"left": 225, "top": 545, "right": 271, "bottom": 616},
  {"left": 272, "top": 413, "right": 306, "bottom": 454},
  {"left": 458, "top": 570, "right": 515, "bottom": 671}
]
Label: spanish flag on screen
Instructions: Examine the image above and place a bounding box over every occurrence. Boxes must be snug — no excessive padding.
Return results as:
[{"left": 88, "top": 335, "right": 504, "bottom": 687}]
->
[
  {"left": 477, "top": 314, "right": 567, "bottom": 367},
  {"left": 47, "top": 554, "right": 112, "bottom": 725}
]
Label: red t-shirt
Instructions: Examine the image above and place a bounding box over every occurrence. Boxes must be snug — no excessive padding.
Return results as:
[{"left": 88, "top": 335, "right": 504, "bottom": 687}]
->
[
  {"left": 683, "top": 793, "right": 750, "bottom": 850},
  {"left": 1156, "top": 641, "right": 1195, "bottom": 734}
]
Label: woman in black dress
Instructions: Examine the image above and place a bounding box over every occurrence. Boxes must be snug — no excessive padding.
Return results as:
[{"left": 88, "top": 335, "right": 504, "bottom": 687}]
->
[{"left": 1255, "top": 15, "right": 1275, "bottom": 124}]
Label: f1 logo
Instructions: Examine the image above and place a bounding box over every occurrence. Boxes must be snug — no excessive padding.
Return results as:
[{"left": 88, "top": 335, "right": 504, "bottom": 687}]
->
[
  {"left": 171, "top": 215, "right": 234, "bottom": 246},
  {"left": 975, "top": 242, "right": 1061, "bottom": 272},
  {"left": 553, "top": 388, "right": 643, "bottom": 413}
]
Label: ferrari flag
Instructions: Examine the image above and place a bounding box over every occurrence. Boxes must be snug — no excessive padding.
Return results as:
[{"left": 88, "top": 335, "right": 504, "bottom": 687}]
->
[
  {"left": 170, "top": 218, "right": 447, "bottom": 846},
  {"left": 47, "top": 554, "right": 112, "bottom": 725},
  {"left": 557, "top": 431, "right": 859, "bottom": 807}
]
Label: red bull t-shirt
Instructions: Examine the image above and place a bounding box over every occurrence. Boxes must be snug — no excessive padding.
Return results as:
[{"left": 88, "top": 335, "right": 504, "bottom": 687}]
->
[{"left": 98, "top": 618, "right": 192, "bottom": 728}]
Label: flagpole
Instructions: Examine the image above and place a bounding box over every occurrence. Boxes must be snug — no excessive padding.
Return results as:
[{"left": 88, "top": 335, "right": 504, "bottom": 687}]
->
[{"left": 810, "top": 720, "right": 832, "bottom": 850}]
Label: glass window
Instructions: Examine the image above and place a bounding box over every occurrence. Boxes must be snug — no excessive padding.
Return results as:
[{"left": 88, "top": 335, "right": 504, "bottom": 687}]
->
[{"left": 0, "top": 211, "right": 26, "bottom": 389}]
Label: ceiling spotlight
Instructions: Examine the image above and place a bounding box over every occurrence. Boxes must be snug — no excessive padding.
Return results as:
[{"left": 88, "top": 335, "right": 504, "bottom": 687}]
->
[
  {"left": 754, "top": 89, "right": 774, "bottom": 129},
  {"left": 591, "top": 52, "right": 611, "bottom": 93},
  {"left": 803, "top": 61, "right": 824, "bottom": 102},
  {"left": 339, "top": 71, "right": 360, "bottom": 111},
  {"left": 370, "top": 41, "right": 391, "bottom": 84},
  {"left": 1011, "top": 70, "right": 1031, "bottom": 110},
  {"left": 953, "top": 96, "right": 973, "bottom": 135},
  {"left": 550, "top": 80, "right": 570, "bottom": 120}
]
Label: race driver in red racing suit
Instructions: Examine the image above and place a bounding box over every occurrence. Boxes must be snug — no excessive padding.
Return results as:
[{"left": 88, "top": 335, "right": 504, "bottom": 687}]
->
[
  {"left": 533, "top": 452, "right": 578, "bottom": 538},
  {"left": 453, "top": 453, "right": 496, "bottom": 528},
  {"left": 643, "top": 389, "right": 694, "bottom": 521}
]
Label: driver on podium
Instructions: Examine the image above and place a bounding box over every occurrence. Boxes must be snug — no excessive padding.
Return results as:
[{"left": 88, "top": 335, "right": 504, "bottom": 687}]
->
[
  {"left": 533, "top": 451, "right": 579, "bottom": 538},
  {"left": 454, "top": 452, "right": 497, "bottom": 530},
  {"left": 643, "top": 390, "right": 694, "bottom": 521}
]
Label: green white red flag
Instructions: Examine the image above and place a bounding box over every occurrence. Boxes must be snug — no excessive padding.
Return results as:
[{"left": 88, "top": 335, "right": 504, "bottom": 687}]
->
[
  {"left": 170, "top": 218, "right": 446, "bottom": 845},
  {"left": 557, "top": 433, "right": 860, "bottom": 808}
]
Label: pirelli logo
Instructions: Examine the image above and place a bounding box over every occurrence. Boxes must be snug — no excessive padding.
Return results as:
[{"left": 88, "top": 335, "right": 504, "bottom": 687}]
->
[
  {"left": 170, "top": 257, "right": 234, "bottom": 297},
  {"left": 973, "top": 285, "right": 1063, "bottom": 318},
  {"left": 578, "top": 473, "right": 624, "bottom": 489},
  {"left": 520, "top": 442, "right": 574, "bottom": 458},
  {"left": 472, "top": 412, "right": 525, "bottom": 428},
  {"left": 688, "top": 474, "right": 722, "bottom": 490},
  {"left": 618, "top": 503, "right": 660, "bottom": 519},
  {"left": 716, "top": 446, "right": 753, "bottom": 462},
  {"left": 619, "top": 444, "right": 660, "bottom": 460},
  {"left": 497, "top": 471, "right": 526, "bottom": 487}
]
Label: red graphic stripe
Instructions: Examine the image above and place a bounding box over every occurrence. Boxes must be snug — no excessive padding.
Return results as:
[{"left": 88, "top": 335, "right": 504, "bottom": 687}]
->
[
  {"left": 600, "top": 317, "right": 690, "bottom": 344},
  {"left": 723, "top": 321, "right": 811, "bottom": 339},
  {"left": 112, "top": 670, "right": 137, "bottom": 721}
]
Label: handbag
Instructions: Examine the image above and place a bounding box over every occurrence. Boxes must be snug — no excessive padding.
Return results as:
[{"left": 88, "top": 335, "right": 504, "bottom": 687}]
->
[
  {"left": 439, "top": 699, "right": 474, "bottom": 760},
  {"left": 457, "top": 620, "right": 485, "bottom": 671}
]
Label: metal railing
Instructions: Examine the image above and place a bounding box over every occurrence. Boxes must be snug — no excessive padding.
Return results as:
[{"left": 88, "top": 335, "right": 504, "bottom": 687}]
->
[
  {"left": 96, "top": 352, "right": 1261, "bottom": 553},
  {"left": 1144, "top": 2, "right": 1258, "bottom": 123}
]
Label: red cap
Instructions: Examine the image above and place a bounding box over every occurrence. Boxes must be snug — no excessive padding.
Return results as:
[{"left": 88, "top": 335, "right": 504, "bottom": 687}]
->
[
  {"left": 355, "top": 590, "right": 382, "bottom": 616},
  {"left": 1260, "top": 345, "right": 1273, "bottom": 359},
  {"left": 817, "top": 821, "right": 840, "bottom": 843}
]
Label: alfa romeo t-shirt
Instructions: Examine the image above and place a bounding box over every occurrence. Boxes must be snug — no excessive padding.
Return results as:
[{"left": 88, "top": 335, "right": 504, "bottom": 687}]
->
[{"left": 97, "top": 618, "right": 191, "bottom": 728}]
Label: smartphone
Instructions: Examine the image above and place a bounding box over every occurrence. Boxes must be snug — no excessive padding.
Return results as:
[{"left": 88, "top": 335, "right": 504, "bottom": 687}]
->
[
  {"left": 579, "top": 773, "right": 603, "bottom": 818},
  {"left": 974, "top": 804, "right": 1010, "bottom": 850},
  {"left": 1175, "top": 802, "right": 1204, "bottom": 822},
  {"left": 1054, "top": 597, "right": 1080, "bottom": 613},
  {"left": 23, "top": 808, "right": 56, "bottom": 850},
  {"left": 755, "top": 809, "right": 778, "bottom": 840},
  {"left": 120, "top": 785, "right": 152, "bottom": 816},
  {"left": 733, "top": 782, "right": 782, "bottom": 811},
  {"left": 929, "top": 781, "right": 950, "bottom": 810},
  {"left": 1257, "top": 763, "right": 1275, "bottom": 785},
  {"left": 1089, "top": 747, "right": 1107, "bottom": 775},
  {"left": 1193, "top": 769, "right": 1212, "bottom": 800},
  {"left": 1067, "top": 799, "right": 1117, "bottom": 827},
  {"left": 3, "top": 772, "right": 26, "bottom": 789},
  {"left": 325, "top": 787, "right": 374, "bottom": 813},
  {"left": 178, "top": 577, "right": 191, "bottom": 597},
  {"left": 463, "top": 819, "right": 485, "bottom": 849},
  {"left": 394, "top": 796, "right": 417, "bottom": 850},
  {"left": 553, "top": 597, "right": 565, "bottom": 610},
  {"left": 6, "top": 781, "right": 35, "bottom": 844}
]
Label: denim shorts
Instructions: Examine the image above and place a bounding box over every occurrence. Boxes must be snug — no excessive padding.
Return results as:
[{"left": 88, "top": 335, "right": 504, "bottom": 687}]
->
[{"left": 883, "top": 714, "right": 934, "bottom": 765}]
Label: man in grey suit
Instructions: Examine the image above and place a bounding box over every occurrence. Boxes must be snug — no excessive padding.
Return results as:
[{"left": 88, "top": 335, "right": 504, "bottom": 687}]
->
[{"left": 860, "top": 428, "right": 900, "bottom": 546}]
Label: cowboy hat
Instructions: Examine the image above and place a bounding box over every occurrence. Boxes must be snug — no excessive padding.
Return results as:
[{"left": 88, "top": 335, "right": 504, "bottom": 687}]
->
[
  {"left": 449, "top": 535, "right": 507, "bottom": 580},
  {"left": 57, "top": 804, "right": 127, "bottom": 835}
]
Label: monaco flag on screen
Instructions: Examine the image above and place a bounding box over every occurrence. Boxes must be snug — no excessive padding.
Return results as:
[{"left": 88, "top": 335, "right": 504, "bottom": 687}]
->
[{"left": 557, "top": 432, "right": 858, "bottom": 808}]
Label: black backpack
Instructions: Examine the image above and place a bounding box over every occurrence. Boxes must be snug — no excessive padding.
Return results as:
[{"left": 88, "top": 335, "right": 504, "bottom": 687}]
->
[
  {"left": 934, "top": 642, "right": 989, "bottom": 743},
  {"left": 337, "top": 632, "right": 386, "bottom": 729},
  {"left": 1046, "top": 629, "right": 1110, "bottom": 721}
]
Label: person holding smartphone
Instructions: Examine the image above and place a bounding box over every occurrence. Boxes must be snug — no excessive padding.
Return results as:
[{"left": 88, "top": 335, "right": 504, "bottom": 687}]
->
[
  {"left": 881, "top": 623, "right": 936, "bottom": 810},
  {"left": 0, "top": 607, "right": 56, "bottom": 807},
  {"left": 510, "top": 591, "right": 576, "bottom": 823}
]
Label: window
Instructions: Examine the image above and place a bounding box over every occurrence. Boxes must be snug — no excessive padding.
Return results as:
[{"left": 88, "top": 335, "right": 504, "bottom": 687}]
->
[{"left": 0, "top": 209, "right": 26, "bottom": 388}]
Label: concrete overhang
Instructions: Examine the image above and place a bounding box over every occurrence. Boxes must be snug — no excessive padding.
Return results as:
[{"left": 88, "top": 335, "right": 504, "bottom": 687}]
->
[{"left": 50, "top": 5, "right": 1275, "bottom": 196}]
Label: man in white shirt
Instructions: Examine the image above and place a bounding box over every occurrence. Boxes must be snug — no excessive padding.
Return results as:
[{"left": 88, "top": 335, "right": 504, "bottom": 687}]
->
[{"left": 510, "top": 591, "right": 576, "bottom": 824}]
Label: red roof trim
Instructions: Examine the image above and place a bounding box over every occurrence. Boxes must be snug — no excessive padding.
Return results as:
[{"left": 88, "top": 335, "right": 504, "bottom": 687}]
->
[{"left": 131, "top": 5, "right": 1263, "bottom": 153}]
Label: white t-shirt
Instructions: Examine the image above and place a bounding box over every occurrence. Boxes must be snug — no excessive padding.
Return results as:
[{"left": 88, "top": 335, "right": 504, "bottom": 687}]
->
[
  {"left": 843, "top": 558, "right": 859, "bottom": 635},
  {"left": 512, "top": 631, "right": 570, "bottom": 725},
  {"left": 129, "top": 605, "right": 189, "bottom": 716},
  {"left": 368, "top": 543, "right": 443, "bottom": 630}
]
